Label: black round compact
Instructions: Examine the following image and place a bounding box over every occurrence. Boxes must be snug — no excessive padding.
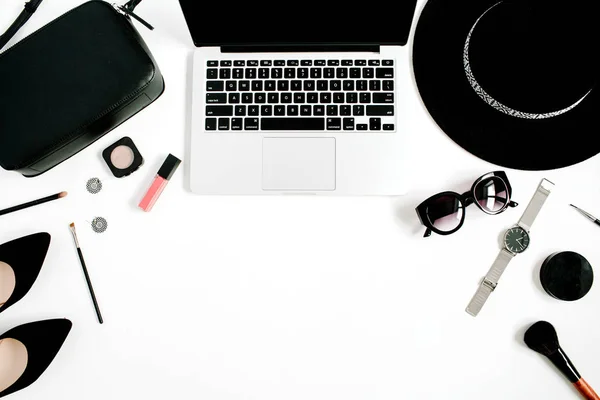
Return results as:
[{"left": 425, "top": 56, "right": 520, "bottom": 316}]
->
[{"left": 540, "top": 252, "right": 593, "bottom": 301}]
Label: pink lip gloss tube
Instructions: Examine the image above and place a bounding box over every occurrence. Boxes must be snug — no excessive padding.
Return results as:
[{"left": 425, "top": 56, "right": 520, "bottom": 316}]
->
[{"left": 138, "top": 154, "right": 181, "bottom": 212}]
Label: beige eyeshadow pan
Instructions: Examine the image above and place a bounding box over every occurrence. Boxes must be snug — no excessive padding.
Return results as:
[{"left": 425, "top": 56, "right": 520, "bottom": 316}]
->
[{"left": 102, "top": 137, "right": 144, "bottom": 178}]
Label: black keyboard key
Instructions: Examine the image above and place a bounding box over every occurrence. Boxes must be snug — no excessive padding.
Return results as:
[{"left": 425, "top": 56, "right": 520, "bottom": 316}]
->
[
  {"left": 383, "top": 60, "right": 394, "bottom": 66},
  {"left": 357, "top": 124, "right": 368, "bottom": 131},
  {"left": 342, "top": 60, "right": 353, "bottom": 66},
  {"left": 218, "top": 118, "right": 230, "bottom": 130},
  {"left": 245, "top": 118, "right": 259, "bottom": 130},
  {"left": 205, "top": 118, "right": 217, "bottom": 130},
  {"left": 206, "top": 105, "right": 233, "bottom": 116},
  {"left": 327, "top": 118, "right": 341, "bottom": 130},
  {"left": 262, "top": 118, "right": 324, "bottom": 130},
  {"left": 272, "top": 68, "right": 283, "bottom": 79},
  {"left": 343, "top": 80, "right": 355, "bottom": 91},
  {"left": 360, "top": 93, "right": 371, "bottom": 103},
  {"left": 207, "top": 81, "right": 224, "bottom": 91},
  {"left": 226, "top": 81, "right": 237, "bottom": 91},
  {"left": 307, "top": 92, "right": 318, "bottom": 103},
  {"left": 231, "top": 118, "right": 243, "bottom": 130},
  {"left": 314, "top": 105, "right": 325, "bottom": 116},
  {"left": 235, "top": 105, "right": 246, "bottom": 116},
  {"left": 294, "top": 93, "right": 306, "bottom": 103},
  {"left": 220, "top": 61, "right": 232, "bottom": 67},
  {"left": 259, "top": 68, "right": 270, "bottom": 79},
  {"left": 248, "top": 106, "right": 259, "bottom": 116},
  {"left": 246, "top": 68, "right": 257, "bottom": 79},
  {"left": 281, "top": 93, "right": 292, "bottom": 103},
  {"left": 346, "top": 93, "right": 358, "bottom": 103},
  {"left": 287, "top": 105, "right": 299, "bottom": 115},
  {"left": 207, "top": 61, "right": 218, "bottom": 67},
  {"left": 274, "top": 60, "right": 285, "bottom": 66},
  {"left": 315, "top": 60, "right": 326, "bottom": 66},
  {"left": 368, "top": 60, "right": 380, "bottom": 66},
  {"left": 207, "top": 69, "right": 218, "bottom": 79},
  {"left": 324, "top": 68, "right": 335, "bottom": 78},
  {"left": 350, "top": 68, "right": 361, "bottom": 79},
  {"left": 220, "top": 69, "right": 231, "bottom": 79},
  {"left": 261, "top": 60, "right": 272, "bottom": 66},
  {"left": 233, "top": 68, "right": 244, "bottom": 79},
  {"left": 340, "top": 105, "right": 351, "bottom": 116},
  {"left": 327, "top": 105, "right": 338, "bottom": 116},
  {"left": 265, "top": 80, "right": 276, "bottom": 91},
  {"left": 239, "top": 81, "right": 250, "bottom": 91},
  {"left": 353, "top": 105, "right": 365, "bottom": 116},
  {"left": 333, "top": 93, "right": 344, "bottom": 104},
  {"left": 328, "top": 60, "right": 340, "bottom": 66},
  {"left": 248, "top": 60, "right": 259, "bottom": 66},
  {"left": 287, "top": 60, "right": 299, "bottom": 66},
  {"left": 274, "top": 105, "right": 286, "bottom": 116},
  {"left": 278, "top": 80, "right": 290, "bottom": 91},
  {"left": 234, "top": 60, "right": 245, "bottom": 67},
  {"left": 369, "top": 80, "right": 381, "bottom": 91},
  {"left": 357, "top": 80, "right": 368, "bottom": 91},
  {"left": 255, "top": 93, "right": 266, "bottom": 103},
  {"left": 343, "top": 118, "right": 355, "bottom": 130},
  {"left": 383, "top": 80, "right": 394, "bottom": 91},
  {"left": 355, "top": 60, "right": 367, "bottom": 66},
  {"left": 291, "top": 81, "right": 302, "bottom": 91},
  {"left": 268, "top": 93, "right": 279, "bottom": 103},
  {"left": 367, "top": 105, "right": 394, "bottom": 116},
  {"left": 252, "top": 81, "right": 263, "bottom": 91},
  {"left": 383, "top": 124, "right": 395, "bottom": 131},
  {"left": 370, "top": 118, "right": 381, "bottom": 130},
  {"left": 298, "top": 68, "right": 309, "bottom": 79},
  {"left": 376, "top": 68, "right": 394, "bottom": 78},
  {"left": 304, "top": 80, "right": 315, "bottom": 91},
  {"left": 363, "top": 68, "right": 374, "bottom": 78},
  {"left": 206, "top": 93, "right": 226, "bottom": 103},
  {"left": 261, "top": 105, "right": 273, "bottom": 116},
  {"left": 228, "top": 93, "right": 240, "bottom": 103},
  {"left": 311, "top": 68, "right": 322, "bottom": 79},
  {"left": 374, "top": 93, "right": 394, "bottom": 103},
  {"left": 330, "top": 80, "right": 341, "bottom": 91},
  {"left": 320, "top": 93, "right": 332, "bottom": 103},
  {"left": 317, "top": 80, "right": 328, "bottom": 91},
  {"left": 285, "top": 68, "right": 296, "bottom": 79},
  {"left": 336, "top": 68, "right": 348, "bottom": 79},
  {"left": 301, "top": 105, "right": 312, "bottom": 116},
  {"left": 301, "top": 60, "right": 313, "bottom": 66},
  {"left": 242, "top": 93, "right": 253, "bottom": 103}
]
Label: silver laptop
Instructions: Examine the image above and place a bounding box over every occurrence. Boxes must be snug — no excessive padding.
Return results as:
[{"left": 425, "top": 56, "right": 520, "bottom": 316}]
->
[{"left": 179, "top": 1, "right": 418, "bottom": 195}]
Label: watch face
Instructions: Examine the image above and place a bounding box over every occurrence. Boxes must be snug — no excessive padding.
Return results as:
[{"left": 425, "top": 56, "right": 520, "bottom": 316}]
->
[{"left": 504, "top": 227, "right": 530, "bottom": 254}]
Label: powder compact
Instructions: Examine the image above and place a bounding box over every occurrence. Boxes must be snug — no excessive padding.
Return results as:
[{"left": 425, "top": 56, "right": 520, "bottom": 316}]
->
[
  {"left": 102, "top": 137, "right": 144, "bottom": 178},
  {"left": 540, "top": 251, "right": 594, "bottom": 301}
]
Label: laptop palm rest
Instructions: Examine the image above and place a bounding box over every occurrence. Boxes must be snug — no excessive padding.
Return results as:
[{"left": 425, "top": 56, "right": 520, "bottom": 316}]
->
[{"left": 262, "top": 138, "right": 336, "bottom": 191}]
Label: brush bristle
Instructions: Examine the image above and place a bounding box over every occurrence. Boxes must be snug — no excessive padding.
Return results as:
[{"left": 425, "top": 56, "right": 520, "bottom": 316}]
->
[
  {"left": 524, "top": 321, "right": 560, "bottom": 356},
  {"left": 59, "top": 191, "right": 68, "bottom": 198}
]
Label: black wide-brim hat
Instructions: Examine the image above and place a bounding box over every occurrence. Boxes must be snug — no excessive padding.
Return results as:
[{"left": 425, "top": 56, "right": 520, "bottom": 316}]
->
[{"left": 413, "top": 0, "right": 600, "bottom": 170}]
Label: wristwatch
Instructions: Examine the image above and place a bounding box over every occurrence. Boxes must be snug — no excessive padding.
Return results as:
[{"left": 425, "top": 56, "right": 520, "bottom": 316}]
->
[{"left": 466, "top": 178, "right": 554, "bottom": 317}]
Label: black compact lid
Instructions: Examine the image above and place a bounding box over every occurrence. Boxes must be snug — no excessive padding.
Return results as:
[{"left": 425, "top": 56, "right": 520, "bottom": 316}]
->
[
  {"left": 413, "top": 0, "right": 600, "bottom": 170},
  {"left": 157, "top": 154, "right": 181, "bottom": 180},
  {"left": 540, "top": 251, "right": 593, "bottom": 301}
]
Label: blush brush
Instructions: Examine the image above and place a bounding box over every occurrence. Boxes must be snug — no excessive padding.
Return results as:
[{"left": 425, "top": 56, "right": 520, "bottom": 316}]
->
[{"left": 524, "top": 321, "right": 599, "bottom": 399}]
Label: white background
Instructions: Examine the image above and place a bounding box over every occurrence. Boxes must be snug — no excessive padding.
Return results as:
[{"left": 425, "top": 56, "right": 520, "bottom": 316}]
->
[{"left": 1, "top": 1, "right": 599, "bottom": 399}]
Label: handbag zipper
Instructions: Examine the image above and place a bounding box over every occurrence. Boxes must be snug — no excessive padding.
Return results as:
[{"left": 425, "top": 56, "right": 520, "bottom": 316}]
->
[{"left": 112, "top": 3, "right": 154, "bottom": 30}]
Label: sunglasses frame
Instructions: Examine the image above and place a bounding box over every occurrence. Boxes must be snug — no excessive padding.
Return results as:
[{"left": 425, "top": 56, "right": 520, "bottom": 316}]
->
[{"left": 415, "top": 171, "right": 518, "bottom": 237}]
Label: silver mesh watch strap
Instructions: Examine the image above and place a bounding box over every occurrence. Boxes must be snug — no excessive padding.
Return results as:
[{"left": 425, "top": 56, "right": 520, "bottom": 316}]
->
[
  {"left": 518, "top": 179, "right": 554, "bottom": 231},
  {"left": 466, "top": 249, "right": 515, "bottom": 316}
]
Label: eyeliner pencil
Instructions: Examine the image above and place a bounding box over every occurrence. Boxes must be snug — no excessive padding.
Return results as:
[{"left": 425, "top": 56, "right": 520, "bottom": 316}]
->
[
  {"left": 69, "top": 223, "right": 104, "bottom": 324},
  {"left": 0, "top": 191, "right": 67, "bottom": 217}
]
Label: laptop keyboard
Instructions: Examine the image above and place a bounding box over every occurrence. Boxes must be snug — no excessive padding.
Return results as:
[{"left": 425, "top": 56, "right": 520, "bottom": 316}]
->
[{"left": 204, "top": 59, "right": 396, "bottom": 132}]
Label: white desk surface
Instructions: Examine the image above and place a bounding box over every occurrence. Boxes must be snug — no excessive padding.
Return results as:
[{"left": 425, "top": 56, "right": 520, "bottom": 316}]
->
[{"left": 1, "top": 1, "right": 599, "bottom": 399}]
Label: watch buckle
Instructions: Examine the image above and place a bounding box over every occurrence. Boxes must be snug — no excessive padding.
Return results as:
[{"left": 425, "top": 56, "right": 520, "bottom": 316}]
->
[{"left": 482, "top": 279, "right": 497, "bottom": 291}]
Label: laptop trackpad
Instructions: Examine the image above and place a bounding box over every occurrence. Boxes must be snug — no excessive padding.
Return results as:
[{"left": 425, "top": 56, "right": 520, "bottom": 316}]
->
[{"left": 262, "top": 138, "right": 336, "bottom": 191}]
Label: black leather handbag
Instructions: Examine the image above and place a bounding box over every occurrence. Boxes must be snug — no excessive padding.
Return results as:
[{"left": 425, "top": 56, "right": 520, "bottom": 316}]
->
[{"left": 0, "top": 0, "right": 165, "bottom": 177}]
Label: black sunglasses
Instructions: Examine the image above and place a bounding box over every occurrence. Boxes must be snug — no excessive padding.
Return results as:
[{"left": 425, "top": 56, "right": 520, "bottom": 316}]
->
[{"left": 415, "top": 171, "right": 519, "bottom": 238}]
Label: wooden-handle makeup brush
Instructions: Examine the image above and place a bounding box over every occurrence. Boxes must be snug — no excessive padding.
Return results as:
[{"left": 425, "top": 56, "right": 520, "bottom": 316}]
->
[{"left": 524, "top": 321, "right": 599, "bottom": 400}]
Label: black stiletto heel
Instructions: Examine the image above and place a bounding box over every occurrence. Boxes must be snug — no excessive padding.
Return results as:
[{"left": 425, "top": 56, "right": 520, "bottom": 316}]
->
[
  {"left": 0, "top": 319, "right": 72, "bottom": 398},
  {"left": 0, "top": 233, "right": 51, "bottom": 315}
]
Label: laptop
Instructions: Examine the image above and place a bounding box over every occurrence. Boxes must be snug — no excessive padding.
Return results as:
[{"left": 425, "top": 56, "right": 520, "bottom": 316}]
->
[{"left": 178, "top": 1, "right": 418, "bottom": 195}]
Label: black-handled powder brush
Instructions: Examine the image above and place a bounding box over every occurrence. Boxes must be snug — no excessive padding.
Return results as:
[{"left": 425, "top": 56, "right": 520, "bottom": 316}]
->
[{"left": 524, "top": 321, "right": 599, "bottom": 399}]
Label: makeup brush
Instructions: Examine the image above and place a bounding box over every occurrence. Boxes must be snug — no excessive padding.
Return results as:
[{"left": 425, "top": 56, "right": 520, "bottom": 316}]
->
[
  {"left": 524, "top": 321, "right": 599, "bottom": 399},
  {"left": 69, "top": 223, "right": 103, "bottom": 324},
  {"left": 0, "top": 192, "right": 67, "bottom": 217},
  {"left": 570, "top": 204, "right": 600, "bottom": 228}
]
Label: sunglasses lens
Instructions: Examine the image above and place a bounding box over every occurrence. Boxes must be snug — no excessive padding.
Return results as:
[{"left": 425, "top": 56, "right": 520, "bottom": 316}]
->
[
  {"left": 426, "top": 195, "right": 464, "bottom": 233},
  {"left": 475, "top": 177, "right": 509, "bottom": 213}
]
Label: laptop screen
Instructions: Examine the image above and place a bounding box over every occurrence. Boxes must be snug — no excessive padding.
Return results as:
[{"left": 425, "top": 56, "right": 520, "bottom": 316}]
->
[{"left": 178, "top": 1, "right": 418, "bottom": 47}]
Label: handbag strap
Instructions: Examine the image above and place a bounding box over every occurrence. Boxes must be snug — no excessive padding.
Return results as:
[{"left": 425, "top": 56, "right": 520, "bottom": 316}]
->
[{"left": 0, "top": 0, "right": 44, "bottom": 51}]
